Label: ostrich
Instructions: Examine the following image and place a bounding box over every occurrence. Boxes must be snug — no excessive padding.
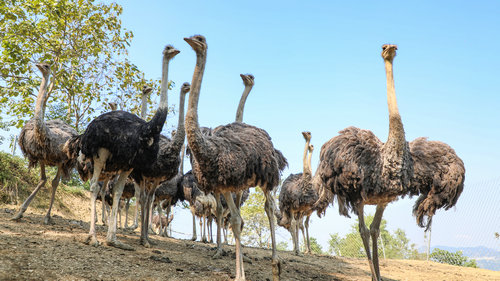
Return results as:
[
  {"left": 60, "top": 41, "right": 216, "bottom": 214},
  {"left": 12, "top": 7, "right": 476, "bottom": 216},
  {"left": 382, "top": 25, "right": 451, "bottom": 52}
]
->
[
  {"left": 132, "top": 81, "right": 190, "bottom": 247},
  {"left": 213, "top": 73, "right": 255, "bottom": 257},
  {"left": 153, "top": 142, "right": 186, "bottom": 237},
  {"left": 184, "top": 35, "right": 287, "bottom": 281},
  {"left": 66, "top": 45, "right": 180, "bottom": 250},
  {"left": 315, "top": 44, "right": 464, "bottom": 281},
  {"left": 12, "top": 63, "right": 77, "bottom": 225}
]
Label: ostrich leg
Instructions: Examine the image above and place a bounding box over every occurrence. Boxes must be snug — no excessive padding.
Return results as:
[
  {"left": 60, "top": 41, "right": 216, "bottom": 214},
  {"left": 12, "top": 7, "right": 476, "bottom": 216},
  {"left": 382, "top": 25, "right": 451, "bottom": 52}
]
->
[
  {"left": 304, "top": 215, "right": 311, "bottom": 254},
  {"left": 290, "top": 215, "right": 299, "bottom": 255},
  {"left": 370, "top": 204, "right": 386, "bottom": 281},
  {"left": 86, "top": 151, "right": 108, "bottom": 247},
  {"left": 213, "top": 192, "right": 224, "bottom": 258},
  {"left": 191, "top": 208, "right": 197, "bottom": 241},
  {"left": 264, "top": 191, "right": 281, "bottom": 281},
  {"left": 127, "top": 183, "right": 140, "bottom": 230},
  {"left": 223, "top": 191, "right": 245, "bottom": 281},
  {"left": 106, "top": 170, "right": 134, "bottom": 250},
  {"left": 12, "top": 163, "right": 47, "bottom": 221},
  {"left": 357, "top": 204, "right": 377, "bottom": 281},
  {"left": 124, "top": 198, "right": 130, "bottom": 228},
  {"left": 200, "top": 215, "right": 205, "bottom": 242},
  {"left": 43, "top": 165, "right": 61, "bottom": 224},
  {"left": 142, "top": 188, "right": 157, "bottom": 247},
  {"left": 139, "top": 187, "right": 148, "bottom": 245},
  {"left": 100, "top": 186, "right": 107, "bottom": 225},
  {"left": 298, "top": 216, "right": 308, "bottom": 254},
  {"left": 157, "top": 203, "right": 164, "bottom": 236}
]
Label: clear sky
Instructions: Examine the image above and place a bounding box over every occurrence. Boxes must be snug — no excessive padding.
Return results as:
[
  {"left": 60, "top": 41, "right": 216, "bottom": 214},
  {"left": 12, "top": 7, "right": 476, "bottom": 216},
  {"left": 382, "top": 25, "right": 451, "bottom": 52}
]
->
[{"left": 2, "top": 1, "right": 500, "bottom": 252}]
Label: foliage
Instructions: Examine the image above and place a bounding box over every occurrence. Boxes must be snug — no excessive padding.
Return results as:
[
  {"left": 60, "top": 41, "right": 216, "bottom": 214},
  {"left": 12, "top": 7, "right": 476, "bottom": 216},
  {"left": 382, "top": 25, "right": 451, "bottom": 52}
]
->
[
  {"left": 430, "top": 248, "right": 478, "bottom": 268},
  {"left": 0, "top": 151, "right": 38, "bottom": 204},
  {"left": 240, "top": 188, "right": 272, "bottom": 248},
  {"left": 276, "top": 241, "right": 289, "bottom": 251},
  {"left": 301, "top": 237, "right": 324, "bottom": 255},
  {"left": 327, "top": 214, "right": 419, "bottom": 259},
  {"left": 495, "top": 232, "right": 499, "bottom": 239},
  {"left": 0, "top": 0, "right": 160, "bottom": 132}
]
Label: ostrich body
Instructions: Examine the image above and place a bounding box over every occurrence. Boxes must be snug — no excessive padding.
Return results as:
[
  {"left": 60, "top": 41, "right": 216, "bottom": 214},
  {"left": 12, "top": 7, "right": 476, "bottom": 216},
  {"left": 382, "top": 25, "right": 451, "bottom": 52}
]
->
[
  {"left": 132, "top": 81, "right": 190, "bottom": 247},
  {"left": 278, "top": 132, "right": 328, "bottom": 255},
  {"left": 315, "top": 45, "right": 464, "bottom": 281},
  {"left": 213, "top": 73, "right": 255, "bottom": 257},
  {"left": 67, "top": 45, "right": 180, "bottom": 250},
  {"left": 12, "top": 63, "right": 77, "bottom": 224},
  {"left": 184, "top": 35, "right": 287, "bottom": 281}
]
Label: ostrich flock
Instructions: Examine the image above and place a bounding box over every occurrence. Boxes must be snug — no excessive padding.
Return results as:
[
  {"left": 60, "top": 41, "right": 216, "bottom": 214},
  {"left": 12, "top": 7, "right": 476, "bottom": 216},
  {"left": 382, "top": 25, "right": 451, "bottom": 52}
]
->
[{"left": 10, "top": 35, "right": 465, "bottom": 281}]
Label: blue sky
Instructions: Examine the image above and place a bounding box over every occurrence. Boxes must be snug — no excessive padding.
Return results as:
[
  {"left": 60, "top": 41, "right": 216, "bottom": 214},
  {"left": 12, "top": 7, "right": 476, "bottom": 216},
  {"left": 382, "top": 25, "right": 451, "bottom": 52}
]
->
[{"left": 2, "top": 1, "right": 500, "bottom": 252}]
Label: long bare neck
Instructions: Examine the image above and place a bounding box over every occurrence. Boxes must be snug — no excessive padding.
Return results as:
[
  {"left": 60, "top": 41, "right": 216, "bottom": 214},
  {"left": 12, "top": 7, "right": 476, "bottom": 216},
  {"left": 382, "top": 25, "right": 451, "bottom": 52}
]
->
[
  {"left": 302, "top": 138, "right": 311, "bottom": 176},
  {"left": 141, "top": 92, "right": 149, "bottom": 119},
  {"left": 185, "top": 52, "right": 207, "bottom": 158},
  {"left": 159, "top": 56, "right": 169, "bottom": 110},
  {"left": 384, "top": 59, "right": 405, "bottom": 148},
  {"left": 34, "top": 74, "right": 50, "bottom": 138},
  {"left": 307, "top": 149, "right": 313, "bottom": 176},
  {"left": 179, "top": 143, "right": 185, "bottom": 174},
  {"left": 235, "top": 84, "right": 253, "bottom": 122},
  {"left": 171, "top": 91, "right": 187, "bottom": 151}
]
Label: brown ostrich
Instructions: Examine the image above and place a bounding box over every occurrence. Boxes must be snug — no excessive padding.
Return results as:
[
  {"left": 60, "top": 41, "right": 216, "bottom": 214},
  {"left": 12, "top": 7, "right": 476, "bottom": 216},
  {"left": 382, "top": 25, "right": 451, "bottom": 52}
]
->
[
  {"left": 65, "top": 45, "right": 180, "bottom": 250},
  {"left": 12, "top": 63, "right": 77, "bottom": 225},
  {"left": 277, "top": 132, "right": 329, "bottom": 255},
  {"left": 315, "top": 44, "right": 464, "bottom": 281},
  {"left": 184, "top": 34, "right": 287, "bottom": 281},
  {"left": 213, "top": 73, "right": 255, "bottom": 257}
]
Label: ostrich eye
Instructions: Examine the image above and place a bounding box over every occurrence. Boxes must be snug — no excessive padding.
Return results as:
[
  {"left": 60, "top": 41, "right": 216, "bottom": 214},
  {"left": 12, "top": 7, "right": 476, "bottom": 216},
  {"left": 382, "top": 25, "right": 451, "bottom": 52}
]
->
[
  {"left": 249, "top": 75, "right": 254, "bottom": 79},
  {"left": 382, "top": 46, "right": 387, "bottom": 50},
  {"left": 196, "top": 37, "right": 204, "bottom": 42}
]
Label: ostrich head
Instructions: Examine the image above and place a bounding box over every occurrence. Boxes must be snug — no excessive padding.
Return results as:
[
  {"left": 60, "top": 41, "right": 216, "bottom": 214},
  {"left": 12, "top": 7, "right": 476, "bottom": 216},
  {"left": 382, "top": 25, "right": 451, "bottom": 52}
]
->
[
  {"left": 184, "top": 35, "right": 207, "bottom": 54},
  {"left": 308, "top": 144, "right": 314, "bottom": 153},
  {"left": 35, "top": 63, "right": 51, "bottom": 77},
  {"left": 163, "top": 45, "right": 180, "bottom": 60},
  {"left": 302, "top": 131, "right": 311, "bottom": 141},
  {"left": 171, "top": 130, "right": 177, "bottom": 138},
  {"left": 240, "top": 74, "right": 255, "bottom": 87},
  {"left": 381, "top": 44, "right": 398, "bottom": 61},
  {"left": 108, "top": 102, "right": 118, "bottom": 111},
  {"left": 180, "top": 82, "right": 191, "bottom": 95},
  {"left": 142, "top": 85, "right": 153, "bottom": 95}
]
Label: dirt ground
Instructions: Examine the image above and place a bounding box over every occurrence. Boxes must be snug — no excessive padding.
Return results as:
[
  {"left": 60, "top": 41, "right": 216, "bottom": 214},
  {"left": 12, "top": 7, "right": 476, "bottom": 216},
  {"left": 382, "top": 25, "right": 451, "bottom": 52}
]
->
[{"left": 1, "top": 192, "right": 500, "bottom": 281}]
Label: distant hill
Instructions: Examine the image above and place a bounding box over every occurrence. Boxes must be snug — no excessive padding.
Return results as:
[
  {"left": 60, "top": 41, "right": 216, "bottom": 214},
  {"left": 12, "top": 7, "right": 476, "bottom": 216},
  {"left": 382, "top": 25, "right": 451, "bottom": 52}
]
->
[{"left": 432, "top": 245, "right": 500, "bottom": 271}]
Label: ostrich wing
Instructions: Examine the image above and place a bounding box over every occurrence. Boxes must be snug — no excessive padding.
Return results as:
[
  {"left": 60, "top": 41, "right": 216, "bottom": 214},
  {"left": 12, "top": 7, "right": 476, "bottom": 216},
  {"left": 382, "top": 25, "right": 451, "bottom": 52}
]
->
[
  {"left": 317, "top": 126, "right": 383, "bottom": 217},
  {"left": 409, "top": 137, "right": 465, "bottom": 230}
]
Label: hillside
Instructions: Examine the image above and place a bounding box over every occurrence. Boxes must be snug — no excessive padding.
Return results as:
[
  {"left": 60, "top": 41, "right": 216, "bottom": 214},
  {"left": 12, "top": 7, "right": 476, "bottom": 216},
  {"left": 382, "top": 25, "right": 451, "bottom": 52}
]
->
[{"left": 1, "top": 200, "right": 500, "bottom": 280}]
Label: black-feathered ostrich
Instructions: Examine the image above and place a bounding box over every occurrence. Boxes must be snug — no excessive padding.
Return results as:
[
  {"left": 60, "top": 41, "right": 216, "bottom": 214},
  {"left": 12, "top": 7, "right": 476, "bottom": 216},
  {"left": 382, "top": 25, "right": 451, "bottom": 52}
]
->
[
  {"left": 277, "top": 132, "right": 329, "bottom": 255},
  {"left": 132, "top": 80, "right": 190, "bottom": 247},
  {"left": 213, "top": 73, "right": 255, "bottom": 257},
  {"left": 66, "top": 45, "right": 180, "bottom": 250},
  {"left": 315, "top": 45, "right": 465, "bottom": 281},
  {"left": 184, "top": 34, "right": 287, "bottom": 281},
  {"left": 12, "top": 63, "right": 77, "bottom": 224}
]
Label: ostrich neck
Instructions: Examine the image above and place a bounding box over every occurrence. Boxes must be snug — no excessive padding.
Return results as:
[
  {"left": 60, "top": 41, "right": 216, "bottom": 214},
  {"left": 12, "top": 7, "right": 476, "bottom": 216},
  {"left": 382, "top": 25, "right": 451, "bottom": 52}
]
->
[
  {"left": 384, "top": 59, "right": 406, "bottom": 149},
  {"left": 302, "top": 138, "right": 311, "bottom": 177},
  {"left": 34, "top": 74, "right": 49, "bottom": 139},
  {"left": 140, "top": 92, "right": 150, "bottom": 119},
  {"left": 307, "top": 150, "right": 313, "bottom": 176},
  {"left": 159, "top": 57, "right": 170, "bottom": 110},
  {"left": 171, "top": 92, "right": 187, "bottom": 152},
  {"left": 235, "top": 84, "right": 253, "bottom": 122},
  {"left": 144, "top": 56, "right": 170, "bottom": 135},
  {"left": 185, "top": 52, "right": 208, "bottom": 160},
  {"left": 179, "top": 143, "right": 185, "bottom": 174}
]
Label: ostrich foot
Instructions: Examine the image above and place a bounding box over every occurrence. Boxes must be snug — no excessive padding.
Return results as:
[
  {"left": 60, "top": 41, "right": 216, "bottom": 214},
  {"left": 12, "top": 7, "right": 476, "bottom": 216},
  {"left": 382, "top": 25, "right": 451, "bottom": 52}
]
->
[
  {"left": 85, "top": 235, "right": 100, "bottom": 247},
  {"left": 11, "top": 213, "right": 23, "bottom": 222},
  {"left": 191, "top": 236, "right": 196, "bottom": 241},
  {"left": 212, "top": 248, "right": 225, "bottom": 259},
  {"left": 271, "top": 257, "right": 281, "bottom": 281},
  {"left": 106, "top": 239, "right": 135, "bottom": 251},
  {"left": 294, "top": 251, "right": 304, "bottom": 257},
  {"left": 43, "top": 215, "right": 53, "bottom": 225},
  {"left": 127, "top": 224, "right": 138, "bottom": 230}
]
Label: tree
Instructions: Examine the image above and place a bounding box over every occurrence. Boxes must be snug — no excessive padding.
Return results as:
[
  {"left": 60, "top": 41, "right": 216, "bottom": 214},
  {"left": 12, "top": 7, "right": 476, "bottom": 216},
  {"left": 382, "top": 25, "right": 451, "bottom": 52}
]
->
[
  {"left": 327, "top": 214, "right": 419, "bottom": 259},
  {"left": 276, "top": 241, "right": 289, "bottom": 251},
  {"left": 301, "top": 237, "right": 323, "bottom": 255},
  {"left": 0, "top": 0, "right": 159, "bottom": 132},
  {"left": 240, "top": 188, "right": 272, "bottom": 248},
  {"left": 430, "top": 248, "right": 478, "bottom": 268}
]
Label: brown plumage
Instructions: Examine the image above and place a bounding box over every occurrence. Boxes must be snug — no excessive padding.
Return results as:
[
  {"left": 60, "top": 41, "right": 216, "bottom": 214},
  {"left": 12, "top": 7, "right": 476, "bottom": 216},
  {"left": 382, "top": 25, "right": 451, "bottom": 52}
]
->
[
  {"left": 12, "top": 63, "right": 77, "bottom": 225},
  {"left": 315, "top": 45, "right": 464, "bottom": 281},
  {"left": 184, "top": 35, "right": 287, "bottom": 280}
]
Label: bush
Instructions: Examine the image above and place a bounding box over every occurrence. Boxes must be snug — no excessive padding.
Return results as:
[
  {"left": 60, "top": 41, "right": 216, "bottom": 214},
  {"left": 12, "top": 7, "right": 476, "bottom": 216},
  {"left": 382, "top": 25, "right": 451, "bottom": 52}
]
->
[{"left": 430, "top": 248, "right": 478, "bottom": 268}]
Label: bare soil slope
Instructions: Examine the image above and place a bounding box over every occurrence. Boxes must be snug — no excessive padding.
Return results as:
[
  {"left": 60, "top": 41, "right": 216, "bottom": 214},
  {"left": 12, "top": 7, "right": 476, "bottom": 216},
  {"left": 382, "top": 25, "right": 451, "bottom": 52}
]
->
[{"left": 1, "top": 192, "right": 499, "bottom": 281}]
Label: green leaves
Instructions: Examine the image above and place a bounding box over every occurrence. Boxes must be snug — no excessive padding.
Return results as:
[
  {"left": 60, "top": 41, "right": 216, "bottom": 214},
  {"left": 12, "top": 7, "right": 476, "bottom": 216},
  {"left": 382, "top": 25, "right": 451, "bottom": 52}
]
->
[
  {"left": 0, "top": 0, "right": 158, "bottom": 131},
  {"left": 430, "top": 248, "right": 478, "bottom": 268}
]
